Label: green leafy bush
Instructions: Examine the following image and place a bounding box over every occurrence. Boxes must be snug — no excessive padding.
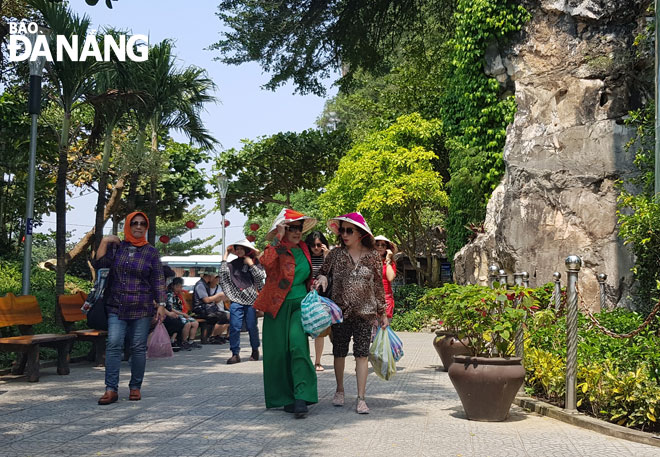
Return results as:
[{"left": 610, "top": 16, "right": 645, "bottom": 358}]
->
[
  {"left": 524, "top": 307, "right": 660, "bottom": 430},
  {"left": 393, "top": 284, "right": 429, "bottom": 315}
]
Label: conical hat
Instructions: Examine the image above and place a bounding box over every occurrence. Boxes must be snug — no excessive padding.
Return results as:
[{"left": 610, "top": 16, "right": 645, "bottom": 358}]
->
[
  {"left": 327, "top": 212, "right": 373, "bottom": 238},
  {"left": 231, "top": 238, "right": 259, "bottom": 254},
  {"left": 266, "top": 208, "right": 318, "bottom": 241},
  {"left": 374, "top": 235, "right": 398, "bottom": 254}
]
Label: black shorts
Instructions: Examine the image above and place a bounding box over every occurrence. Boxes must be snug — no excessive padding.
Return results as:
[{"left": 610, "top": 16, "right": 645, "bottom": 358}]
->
[
  {"left": 163, "top": 316, "right": 185, "bottom": 336},
  {"left": 331, "top": 317, "right": 373, "bottom": 358}
]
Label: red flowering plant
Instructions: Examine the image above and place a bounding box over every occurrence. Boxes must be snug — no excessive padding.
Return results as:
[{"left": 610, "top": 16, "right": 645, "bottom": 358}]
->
[{"left": 429, "top": 283, "right": 540, "bottom": 357}]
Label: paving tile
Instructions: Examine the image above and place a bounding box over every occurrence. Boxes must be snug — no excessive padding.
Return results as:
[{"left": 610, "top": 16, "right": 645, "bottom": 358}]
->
[{"left": 0, "top": 331, "right": 658, "bottom": 456}]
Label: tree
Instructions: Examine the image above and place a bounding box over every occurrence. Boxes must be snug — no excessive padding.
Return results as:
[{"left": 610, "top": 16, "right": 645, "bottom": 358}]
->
[
  {"left": 211, "top": 0, "right": 454, "bottom": 95},
  {"left": 154, "top": 206, "right": 222, "bottom": 256},
  {"left": 129, "top": 39, "right": 216, "bottom": 244},
  {"left": 240, "top": 189, "right": 327, "bottom": 251},
  {"left": 32, "top": 0, "right": 101, "bottom": 294},
  {"left": 214, "top": 128, "right": 349, "bottom": 215},
  {"left": 318, "top": 113, "right": 448, "bottom": 285},
  {"left": 0, "top": 89, "right": 58, "bottom": 257}
]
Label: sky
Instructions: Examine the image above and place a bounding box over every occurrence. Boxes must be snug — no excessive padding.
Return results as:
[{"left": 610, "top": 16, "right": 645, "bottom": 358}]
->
[{"left": 35, "top": 0, "right": 338, "bottom": 248}]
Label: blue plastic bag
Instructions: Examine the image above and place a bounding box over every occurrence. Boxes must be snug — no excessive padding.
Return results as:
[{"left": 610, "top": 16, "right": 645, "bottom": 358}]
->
[
  {"left": 301, "top": 290, "right": 333, "bottom": 338},
  {"left": 369, "top": 327, "right": 396, "bottom": 380},
  {"left": 319, "top": 296, "right": 343, "bottom": 324},
  {"left": 387, "top": 327, "right": 404, "bottom": 362}
]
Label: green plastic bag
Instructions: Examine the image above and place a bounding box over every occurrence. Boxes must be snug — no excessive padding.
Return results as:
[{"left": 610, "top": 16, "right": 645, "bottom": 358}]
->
[{"left": 369, "top": 327, "right": 396, "bottom": 380}]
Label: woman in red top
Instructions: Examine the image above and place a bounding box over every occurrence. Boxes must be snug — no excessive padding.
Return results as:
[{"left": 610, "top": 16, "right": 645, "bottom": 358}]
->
[{"left": 374, "top": 236, "right": 397, "bottom": 319}]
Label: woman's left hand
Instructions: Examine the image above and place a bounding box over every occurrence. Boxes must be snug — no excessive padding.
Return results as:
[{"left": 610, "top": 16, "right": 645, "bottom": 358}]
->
[
  {"left": 156, "top": 305, "right": 167, "bottom": 319},
  {"left": 379, "top": 313, "right": 389, "bottom": 329}
]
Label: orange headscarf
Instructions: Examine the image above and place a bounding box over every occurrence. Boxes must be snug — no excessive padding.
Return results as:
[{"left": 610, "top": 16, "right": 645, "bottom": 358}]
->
[{"left": 124, "top": 211, "right": 150, "bottom": 247}]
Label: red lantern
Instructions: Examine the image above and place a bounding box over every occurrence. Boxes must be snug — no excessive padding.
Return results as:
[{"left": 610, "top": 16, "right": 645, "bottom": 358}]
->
[
  {"left": 185, "top": 220, "right": 196, "bottom": 229},
  {"left": 159, "top": 235, "right": 170, "bottom": 244},
  {"left": 246, "top": 235, "right": 256, "bottom": 242},
  {"left": 224, "top": 220, "right": 230, "bottom": 227},
  {"left": 249, "top": 223, "right": 260, "bottom": 232}
]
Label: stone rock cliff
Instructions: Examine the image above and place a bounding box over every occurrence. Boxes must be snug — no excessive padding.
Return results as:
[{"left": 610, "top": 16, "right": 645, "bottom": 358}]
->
[{"left": 453, "top": 0, "right": 651, "bottom": 309}]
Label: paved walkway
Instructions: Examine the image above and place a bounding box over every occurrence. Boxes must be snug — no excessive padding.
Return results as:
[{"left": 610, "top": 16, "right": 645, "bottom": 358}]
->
[{"left": 0, "top": 331, "right": 658, "bottom": 457}]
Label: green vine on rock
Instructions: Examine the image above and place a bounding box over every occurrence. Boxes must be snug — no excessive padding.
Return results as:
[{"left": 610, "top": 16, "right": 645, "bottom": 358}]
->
[{"left": 443, "top": 0, "right": 530, "bottom": 260}]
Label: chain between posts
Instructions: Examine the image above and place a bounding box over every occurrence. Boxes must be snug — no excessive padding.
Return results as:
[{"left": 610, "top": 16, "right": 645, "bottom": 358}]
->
[{"left": 576, "top": 286, "right": 660, "bottom": 339}]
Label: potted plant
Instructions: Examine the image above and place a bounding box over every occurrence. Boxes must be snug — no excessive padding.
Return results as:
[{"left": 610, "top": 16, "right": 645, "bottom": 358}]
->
[
  {"left": 436, "top": 283, "right": 538, "bottom": 421},
  {"left": 425, "top": 287, "right": 471, "bottom": 371}
]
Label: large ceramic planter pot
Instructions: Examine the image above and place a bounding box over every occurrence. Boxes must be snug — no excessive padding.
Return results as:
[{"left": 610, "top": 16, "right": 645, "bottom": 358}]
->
[
  {"left": 448, "top": 355, "right": 525, "bottom": 421},
  {"left": 433, "top": 330, "right": 471, "bottom": 372}
]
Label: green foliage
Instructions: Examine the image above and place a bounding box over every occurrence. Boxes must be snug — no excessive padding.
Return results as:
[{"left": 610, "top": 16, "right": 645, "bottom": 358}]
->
[
  {"left": 426, "top": 282, "right": 535, "bottom": 356},
  {"left": 524, "top": 307, "right": 660, "bottom": 430},
  {"left": 212, "top": 0, "right": 454, "bottom": 96},
  {"left": 215, "top": 129, "right": 349, "bottom": 216},
  {"left": 154, "top": 205, "right": 222, "bottom": 256},
  {"left": 443, "top": 0, "right": 530, "bottom": 259},
  {"left": 319, "top": 114, "right": 448, "bottom": 283},
  {"left": 389, "top": 284, "right": 435, "bottom": 332},
  {"left": 0, "top": 90, "right": 59, "bottom": 256},
  {"left": 616, "top": 103, "right": 660, "bottom": 314},
  {"left": 393, "top": 284, "right": 430, "bottom": 315},
  {"left": 240, "top": 189, "right": 328, "bottom": 251}
]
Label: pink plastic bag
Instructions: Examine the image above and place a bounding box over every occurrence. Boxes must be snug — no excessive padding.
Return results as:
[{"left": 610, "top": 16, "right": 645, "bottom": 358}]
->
[{"left": 147, "top": 319, "right": 173, "bottom": 358}]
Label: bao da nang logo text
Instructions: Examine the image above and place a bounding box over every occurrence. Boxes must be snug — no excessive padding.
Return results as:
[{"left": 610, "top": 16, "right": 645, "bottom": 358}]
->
[{"left": 8, "top": 22, "right": 148, "bottom": 62}]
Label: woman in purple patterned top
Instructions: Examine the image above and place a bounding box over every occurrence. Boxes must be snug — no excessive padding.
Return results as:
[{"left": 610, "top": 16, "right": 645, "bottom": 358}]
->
[{"left": 95, "top": 211, "right": 167, "bottom": 405}]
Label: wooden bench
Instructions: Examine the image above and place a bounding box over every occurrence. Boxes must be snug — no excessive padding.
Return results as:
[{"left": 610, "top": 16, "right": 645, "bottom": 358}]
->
[
  {"left": 57, "top": 292, "right": 107, "bottom": 367},
  {"left": 0, "top": 293, "right": 76, "bottom": 382}
]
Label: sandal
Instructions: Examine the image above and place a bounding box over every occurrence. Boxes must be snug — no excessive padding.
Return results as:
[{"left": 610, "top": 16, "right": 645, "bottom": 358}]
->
[
  {"left": 315, "top": 363, "right": 324, "bottom": 372},
  {"left": 332, "top": 391, "right": 344, "bottom": 407},
  {"left": 356, "top": 396, "right": 370, "bottom": 414}
]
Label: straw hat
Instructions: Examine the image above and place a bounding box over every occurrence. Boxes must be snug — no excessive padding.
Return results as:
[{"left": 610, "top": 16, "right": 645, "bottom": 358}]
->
[
  {"left": 266, "top": 208, "right": 318, "bottom": 241},
  {"left": 374, "top": 235, "right": 398, "bottom": 254},
  {"left": 327, "top": 212, "right": 373, "bottom": 238}
]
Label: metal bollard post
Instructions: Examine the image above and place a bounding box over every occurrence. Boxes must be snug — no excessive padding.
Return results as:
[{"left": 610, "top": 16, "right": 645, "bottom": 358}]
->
[
  {"left": 489, "top": 264, "right": 500, "bottom": 288},
  {"left": 498, "top": 269, "right": 508, "bottom": 286},
  {"left": 598, "top": 273, "right": 608, "bottom": 310},
  {"left": 553, "top": 272, "right": 561, "bottom": 311},
  {"left": 522, "top": 271, "right": 529, "bottom": 288},
  {"left": 565, "top": 255, "right": 582, "bottom": 412},
  {"left": 513, "top": 273, "right": 524, "bottom": 359}
]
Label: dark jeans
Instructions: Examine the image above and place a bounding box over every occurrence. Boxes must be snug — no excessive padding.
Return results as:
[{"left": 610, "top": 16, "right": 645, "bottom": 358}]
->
[
  {"left": 105, "top": 313, "right": 151, "bottom": 392},
  {"left": 229, "top": 303, "right": 259, "bottom": 356}
]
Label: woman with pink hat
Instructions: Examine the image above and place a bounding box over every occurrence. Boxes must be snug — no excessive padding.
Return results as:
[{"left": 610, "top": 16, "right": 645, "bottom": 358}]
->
[
  {"left": 254, "top": 208, "right": 319, "bottom": 418},
  {"left": 374, "top": 235, "right": 398, "bottom": 319},
  {"left": 315, "top": 212, "right": 388, "bottom": 414}
]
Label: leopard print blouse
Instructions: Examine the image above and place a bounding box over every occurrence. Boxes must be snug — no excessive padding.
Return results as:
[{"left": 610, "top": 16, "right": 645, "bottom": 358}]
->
[{"left": 318, "top": 247, "right": 386, "bottom": 320}]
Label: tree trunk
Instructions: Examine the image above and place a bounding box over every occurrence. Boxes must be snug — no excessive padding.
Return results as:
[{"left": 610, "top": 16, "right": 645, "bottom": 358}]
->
[
  {"left": 55, "top": 112, "right": 71, "bottom": 296},
  {"left": 93, "top": 126, "right": 114, "bottom": 252},
  {"left": 67, "top": 176, "right": 126, "bottom": 264}
]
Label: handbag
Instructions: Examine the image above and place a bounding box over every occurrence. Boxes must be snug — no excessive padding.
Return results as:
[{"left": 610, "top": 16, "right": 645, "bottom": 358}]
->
[{"left": 83, "top": 267, "right": 111, "bottom": 331}]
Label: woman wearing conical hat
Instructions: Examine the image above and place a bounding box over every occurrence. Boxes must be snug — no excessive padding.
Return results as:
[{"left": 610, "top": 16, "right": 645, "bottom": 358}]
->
[
  {"left": 254, "top": 208, "right": 318, "bottom": 418},
  {"left": 314, "top": 212, "right": 388, "bottom": 414}
]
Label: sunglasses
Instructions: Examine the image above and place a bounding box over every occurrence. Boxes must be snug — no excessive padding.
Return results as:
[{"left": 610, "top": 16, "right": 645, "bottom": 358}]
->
[
  {"left": 375, "top": 242, "right": 387, "bottom": 247},
  {"left": 313, "top": 243, "right": 324, "bottom": 248},
  {"left": 130, "top": 220, "right": 148, "bottom": 227},
  {"left": 285, "top": 225, "right": 303, "bottom": 232},
  {"left": 338, "top": 227, "right": 354, "bottom": 235}
]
